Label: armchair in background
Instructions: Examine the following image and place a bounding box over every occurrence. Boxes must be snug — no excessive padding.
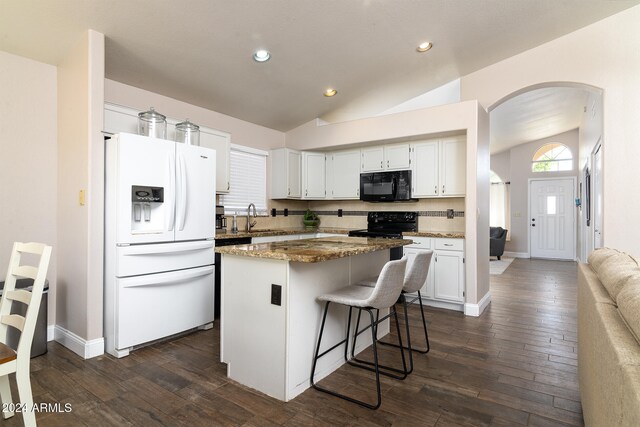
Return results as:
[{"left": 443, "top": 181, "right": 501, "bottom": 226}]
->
[{"left": 490, "top": 227, "right": 508, "bottom": 260}]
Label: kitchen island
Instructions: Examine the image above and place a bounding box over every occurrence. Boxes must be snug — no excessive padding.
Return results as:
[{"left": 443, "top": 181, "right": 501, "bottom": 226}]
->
[{"left": 216, "top": 236, "right": 412, "bottom": 401}]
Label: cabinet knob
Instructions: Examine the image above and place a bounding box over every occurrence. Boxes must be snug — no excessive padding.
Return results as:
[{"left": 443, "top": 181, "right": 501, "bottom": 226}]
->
[
  {"left": 380, "top": 160, "right": 383, "bottom": 168},
  {"left": 227, "top": 182, "right": 230, "bottom": 191},
  {"left": 442, "top": 185, "right": 445, "bottom": 194},
  {"left": 288, "top": 188, "right": 290, "bottom": 195},
  {"left": 305, "top": 189, "right": 308, "bottom": 196},
  {"left": 434, "top": 185, "right": 437, "bottom": 194}
]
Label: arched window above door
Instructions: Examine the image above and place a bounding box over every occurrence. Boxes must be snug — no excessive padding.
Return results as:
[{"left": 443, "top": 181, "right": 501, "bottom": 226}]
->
[{"left": 532, "top": 143, "right": 573, "bottom": 172}]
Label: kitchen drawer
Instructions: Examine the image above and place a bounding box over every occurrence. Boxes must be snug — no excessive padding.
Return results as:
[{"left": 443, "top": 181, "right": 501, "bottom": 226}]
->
[
  {"left": 116, "top": 265, "right": 214, "bottom": 349},
  {"left": 435, "top": 238, "right": 464, "bottom": 251},
  {"left": 404, "top": 236, "right": 432, "bottom": 249}
]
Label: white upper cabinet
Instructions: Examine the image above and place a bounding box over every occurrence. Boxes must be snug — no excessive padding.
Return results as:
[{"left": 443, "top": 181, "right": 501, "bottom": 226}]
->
[
  {"left": 411, "top": 135, "right": 466, "bottom": 198},
  {"left": 412, "top": 141, "right": 439, "bottom": 197},
  {"left": 270, "top": 148, "right": 301, "bottom": 199},
  {"left": 361, "top": 147, "right": 384, "bottom": 172},
  {"left": 384, "top": 143, "right": 411, "bottom": 170},
  {"left": 361, "top": 144, "right": 411, "bottom": 172},
  {"left": 200, "top": 129, "right": 231, "bottom": 194},
  {"left": 104, "top": 103, "right": 231, "bottom": 194},
  {"left": 302, "top": 152, "right": 326, "bottom": 199},
  {"left": 440, "top": 136, "right": 466, "bottom": 197},
  {"left": 326, "top": 150, "right": 360, "bottom": 199}
]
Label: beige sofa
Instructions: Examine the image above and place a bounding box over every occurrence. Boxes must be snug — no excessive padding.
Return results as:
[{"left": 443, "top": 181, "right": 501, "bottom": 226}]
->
[{"left": 579, "top": 248, "right": 640, "bottom": 426}]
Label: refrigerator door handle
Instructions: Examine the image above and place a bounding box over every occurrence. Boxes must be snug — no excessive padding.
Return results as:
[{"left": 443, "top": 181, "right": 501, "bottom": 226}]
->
[
  {"left": 167, "top": 153, "right": 176, "bottom": 231},
  {"left": 177, "top": 151, "right": 188, "bottom": 231},
  {"left": 120, "top": 241, "right": 213, "bottom": 256},
  {"left": 121, "top": 266, "right": 214, "bottom": 289}
]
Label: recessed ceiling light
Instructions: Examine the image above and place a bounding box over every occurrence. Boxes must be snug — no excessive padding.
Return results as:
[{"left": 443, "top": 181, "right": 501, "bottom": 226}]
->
[
  {"left": 324, "top": 88, "right": 337, "bottom": 97},
  {"left": 416, "top": 42, "right": 433, "bottom": 53},
  {"left": 253, "top": 49, "right": 271, "bottom": 62}
]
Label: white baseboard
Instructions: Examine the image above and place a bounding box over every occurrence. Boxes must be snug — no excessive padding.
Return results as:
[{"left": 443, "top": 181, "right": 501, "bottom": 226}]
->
[
  {"left": 503, "top": 251, "right": 530, "bottom": 258},
  {"left": 54, "top": 325, "right": 105, "bottom": 359},
  {"left": 464, "top": 291, "right": 491, "bottom": 317},
  {"left": 421, "top": 299, "right": 464, "bottom": 313},
  {"left": 47, "top": 325, "right": 55, "bottom": 341}
]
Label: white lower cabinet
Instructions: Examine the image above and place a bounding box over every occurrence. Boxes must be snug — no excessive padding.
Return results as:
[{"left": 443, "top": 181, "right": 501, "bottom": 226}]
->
[
  {"left": 433, "top": 250, "right": 464, "bottom": 302},
  {"left": 403, "top": 236, "right": 465, "bottom": 309}
]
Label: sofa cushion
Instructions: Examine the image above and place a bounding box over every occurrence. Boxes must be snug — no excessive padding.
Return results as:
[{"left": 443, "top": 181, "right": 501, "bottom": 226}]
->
[
  {"left": 588, "top": 247, "right": 622, "bottom": 271},
  {"left": 579, "top": 263, "right": 615, "bottom": 306},
  {"left": 596, "top": 253, "right": 640, "bottom": 301},
  {"left": 617, "top": 281, "right": 640, "bottom": 343}
]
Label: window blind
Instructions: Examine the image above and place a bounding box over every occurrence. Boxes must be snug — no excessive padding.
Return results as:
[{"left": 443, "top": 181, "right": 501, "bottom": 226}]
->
[{"left": 221, "top": 146, "right": 268, "bottom": 215}]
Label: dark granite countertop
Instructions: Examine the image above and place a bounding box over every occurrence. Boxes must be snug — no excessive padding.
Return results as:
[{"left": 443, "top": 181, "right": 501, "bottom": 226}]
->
[{"left": 215, "top": 236, "right": 413, "bottom": 263}]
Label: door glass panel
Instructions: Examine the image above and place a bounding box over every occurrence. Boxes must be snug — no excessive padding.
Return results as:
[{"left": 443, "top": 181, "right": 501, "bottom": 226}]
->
[{"left": 547, "top": 196, "right": 557, "bottom": 215}]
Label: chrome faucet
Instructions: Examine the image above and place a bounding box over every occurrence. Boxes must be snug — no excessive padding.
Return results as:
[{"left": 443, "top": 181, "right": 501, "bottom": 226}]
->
[{"left": 247, "top": 203, "right": 257, "bottom": 232}]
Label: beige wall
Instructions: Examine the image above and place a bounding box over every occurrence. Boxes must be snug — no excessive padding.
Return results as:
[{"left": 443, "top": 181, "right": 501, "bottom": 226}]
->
[
  {"left": 461, "top": 5, "right": 640, "bottom": 255},
  {"left": 0, "top": 50, "right": 58, "bottom": 326},
  {"left": 475, "top": 107, "right": 491, "bottom": 302},
  {"left": 56, "top": 30, "right": 104, "bottom": 342},
  {"left": 491, "top": 129, "right": 579, "bottom": 255},
  {"left": 104, "top": 79, "right": 285, "bottom": 151}
]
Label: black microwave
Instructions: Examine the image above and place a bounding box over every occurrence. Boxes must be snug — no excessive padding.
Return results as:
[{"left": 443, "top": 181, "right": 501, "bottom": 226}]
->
[{"left": 360, "top": 170, "right": 414, "bottom": 202}]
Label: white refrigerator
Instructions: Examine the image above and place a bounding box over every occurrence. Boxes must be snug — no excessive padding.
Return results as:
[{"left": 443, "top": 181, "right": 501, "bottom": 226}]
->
[{"left": 104, "top": 133, "right": 216, "bottom": 358}]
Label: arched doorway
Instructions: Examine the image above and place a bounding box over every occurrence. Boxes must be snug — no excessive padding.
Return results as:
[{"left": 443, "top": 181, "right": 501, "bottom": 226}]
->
[{"left": 488, "top": 82, "right": 603, "bottom": 262}]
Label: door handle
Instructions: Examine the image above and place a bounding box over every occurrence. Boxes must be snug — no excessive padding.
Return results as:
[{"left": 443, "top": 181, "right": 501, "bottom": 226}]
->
[
  {"left": 531, "top": 224, "right": 536, "bottom": 227},
  {"left": 167, "top": 153, "right": 175, "bottom": 231}
]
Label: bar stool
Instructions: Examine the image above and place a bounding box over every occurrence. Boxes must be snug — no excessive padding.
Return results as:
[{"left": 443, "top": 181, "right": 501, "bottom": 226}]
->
[
  {"left": 310, "top": 257, "right": 407, "bottom": 410},
  {"left": 353, "top": 250, "right": 433, "bottom": 374}
]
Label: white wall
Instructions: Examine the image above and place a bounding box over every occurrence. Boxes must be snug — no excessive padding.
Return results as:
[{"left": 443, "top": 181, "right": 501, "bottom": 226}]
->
[
  {"left": 104, "top": 79, "right": 285, "bottom": 151},
  {"left": 56, "top": 30, "right": 104, "bottom": 347},
  {"left": 491, "top": 130, "right": 579, "bottom": 255},
  {"left": 461, "top": 5, "right": 640, "bottom": 255},
  {"left": 577, "top": 92, "right": 603, "bottom": 261},
  {"left": 490, "top": 150, "right": 510, "bottom": 183},
  {"left": 0, "top": 50, "right": 58, "bottom": 326}
]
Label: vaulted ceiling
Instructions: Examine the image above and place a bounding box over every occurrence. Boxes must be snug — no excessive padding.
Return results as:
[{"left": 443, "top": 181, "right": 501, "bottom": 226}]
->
[{"left": 1, "top": 0, "right": 636, "bottom": 135}]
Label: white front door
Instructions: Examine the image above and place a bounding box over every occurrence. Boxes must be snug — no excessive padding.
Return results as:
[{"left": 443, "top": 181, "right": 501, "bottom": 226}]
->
[
  {"left": 593, "top": 144, "right": 603, "bottom": 249},
  {"left": 530, "top": 179, "right": 575, "bottom": 260}
]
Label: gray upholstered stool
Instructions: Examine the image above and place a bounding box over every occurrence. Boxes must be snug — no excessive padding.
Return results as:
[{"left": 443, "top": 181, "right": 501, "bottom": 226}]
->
[
  {"left": 353, "top": 250, "right": 433, "bottom": 374},
  {"left": 310, "top": 257, "right": 408, "bottom": 409}
]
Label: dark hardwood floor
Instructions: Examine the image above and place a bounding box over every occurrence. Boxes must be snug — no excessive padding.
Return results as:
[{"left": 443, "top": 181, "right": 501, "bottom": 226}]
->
[{"left": 3, "top": 258, "right": 582, "bottom": 426}]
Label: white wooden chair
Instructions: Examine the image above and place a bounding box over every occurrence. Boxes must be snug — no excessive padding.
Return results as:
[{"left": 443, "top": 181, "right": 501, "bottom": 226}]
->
[{"left": 0, "top": 242, "right": 52, "bottom": 427}]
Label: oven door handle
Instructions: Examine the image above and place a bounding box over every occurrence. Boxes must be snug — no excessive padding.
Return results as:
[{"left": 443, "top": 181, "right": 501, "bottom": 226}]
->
[{"left": 391, "top": 177, "right": 397, "bottom": 198}]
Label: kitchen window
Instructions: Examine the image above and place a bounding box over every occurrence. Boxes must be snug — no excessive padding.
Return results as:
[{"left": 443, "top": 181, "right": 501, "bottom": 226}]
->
[{"left": 221, "top": 145, "right": 268, "bottom": 215}]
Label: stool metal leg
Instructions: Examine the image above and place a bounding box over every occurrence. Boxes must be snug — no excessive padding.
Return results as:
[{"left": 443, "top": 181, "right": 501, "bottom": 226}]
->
[
  {"left": 379, "top": 291, "right": 430, "bottom": 354},
  {"left": 352, "top": 292, "right": 431, "bottom": 374},
  {"left": 311, "top": 303, "right": 383, "bottom": 409},
  {"left": 348, "top": 303, "right": 408, "bottom": 380}
]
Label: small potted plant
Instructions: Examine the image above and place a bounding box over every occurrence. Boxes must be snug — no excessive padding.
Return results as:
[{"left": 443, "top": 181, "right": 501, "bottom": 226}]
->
[{"left": 303, "top": 209, "right": 320, "bottom": 229}]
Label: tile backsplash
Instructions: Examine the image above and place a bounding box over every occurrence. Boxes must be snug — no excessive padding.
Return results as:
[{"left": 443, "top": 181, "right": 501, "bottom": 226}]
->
[{"left": 224, "top": 197, "right": 466, "bottom": 233}]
